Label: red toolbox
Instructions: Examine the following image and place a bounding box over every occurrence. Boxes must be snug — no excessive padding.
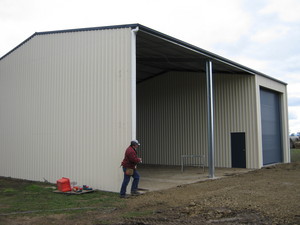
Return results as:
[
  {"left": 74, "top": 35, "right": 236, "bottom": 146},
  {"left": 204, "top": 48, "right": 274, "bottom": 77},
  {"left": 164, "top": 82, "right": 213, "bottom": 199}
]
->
[{"left": 56, "top": 177, "right": 71, "bottom": 192}]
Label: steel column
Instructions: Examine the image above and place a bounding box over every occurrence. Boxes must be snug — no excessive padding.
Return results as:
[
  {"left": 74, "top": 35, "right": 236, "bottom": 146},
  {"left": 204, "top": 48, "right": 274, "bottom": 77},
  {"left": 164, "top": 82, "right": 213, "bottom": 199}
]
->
[{"left": 206, "top": 60, "right": 215, "bottom": 178}]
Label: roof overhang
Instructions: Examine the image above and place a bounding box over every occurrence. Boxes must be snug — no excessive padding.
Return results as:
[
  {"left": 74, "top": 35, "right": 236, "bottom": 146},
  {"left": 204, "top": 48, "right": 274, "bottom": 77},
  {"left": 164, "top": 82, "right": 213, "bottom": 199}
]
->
[{"left": 133, "top": 24, "right": 286, "bottom": 85}]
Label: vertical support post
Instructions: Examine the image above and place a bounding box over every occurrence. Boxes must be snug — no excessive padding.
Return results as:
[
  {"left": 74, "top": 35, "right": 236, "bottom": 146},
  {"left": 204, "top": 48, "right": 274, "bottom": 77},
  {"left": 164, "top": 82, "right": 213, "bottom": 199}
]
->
[
  {"left": 131, "top": 27, "right": 139, "bottom": 140},
  {"left": 206, "top": 60, "right": 215, "bottom": 178}
]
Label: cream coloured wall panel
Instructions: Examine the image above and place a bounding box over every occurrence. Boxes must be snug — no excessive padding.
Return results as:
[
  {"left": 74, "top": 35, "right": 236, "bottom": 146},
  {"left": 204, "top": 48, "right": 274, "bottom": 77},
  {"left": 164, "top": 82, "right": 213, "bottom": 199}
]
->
[
  {"left": 137, "top": 72, "right": 259, "bottom": 168},
  {"left": 0, "top": 28, "right": 132, "bottom": 192},
  {"left": 214, "top": 73, "right": 258, "bottom": 168}
]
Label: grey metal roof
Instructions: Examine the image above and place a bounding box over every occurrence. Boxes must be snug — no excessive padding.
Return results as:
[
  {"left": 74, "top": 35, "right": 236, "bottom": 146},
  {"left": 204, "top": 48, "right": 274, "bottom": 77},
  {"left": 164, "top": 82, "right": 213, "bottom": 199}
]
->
[
  {"left": 135, "top": 24, "right": 286, "bottom": 84},
  {"left": 0, "top": 23, "right": 286, "bottom": 85}
]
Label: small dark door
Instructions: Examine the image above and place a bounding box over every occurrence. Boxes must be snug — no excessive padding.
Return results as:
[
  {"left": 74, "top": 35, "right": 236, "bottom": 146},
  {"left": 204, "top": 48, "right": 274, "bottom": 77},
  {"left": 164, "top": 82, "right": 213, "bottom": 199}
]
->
[{"left": 231, "top": 132, "right": 246, "bottom": 168}]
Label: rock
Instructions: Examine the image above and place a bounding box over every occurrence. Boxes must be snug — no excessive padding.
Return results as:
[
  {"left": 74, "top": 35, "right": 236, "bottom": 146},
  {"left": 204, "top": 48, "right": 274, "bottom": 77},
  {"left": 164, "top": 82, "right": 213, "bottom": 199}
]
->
[{"left": 189, "top": 201, "right": 196, "bottom": 207}]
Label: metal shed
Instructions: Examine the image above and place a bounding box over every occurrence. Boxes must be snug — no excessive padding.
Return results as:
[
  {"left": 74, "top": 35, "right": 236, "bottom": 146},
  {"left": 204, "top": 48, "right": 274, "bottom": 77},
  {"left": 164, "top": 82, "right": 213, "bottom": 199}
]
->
[{"left": 0, "top": 24, "right": 289, "bottom": 192}]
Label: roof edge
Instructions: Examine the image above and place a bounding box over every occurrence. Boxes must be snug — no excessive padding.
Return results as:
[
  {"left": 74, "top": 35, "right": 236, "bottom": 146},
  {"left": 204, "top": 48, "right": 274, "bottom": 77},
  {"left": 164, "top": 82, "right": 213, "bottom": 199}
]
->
[
  {"left": 0, "top": 24, "right": 139, "bottom": 60},
  {"left": 36, "top": 23, "right": 140, "bottom": 36},
  {"left": 0, "top": 33, "right": 37, "bottom": 60}
]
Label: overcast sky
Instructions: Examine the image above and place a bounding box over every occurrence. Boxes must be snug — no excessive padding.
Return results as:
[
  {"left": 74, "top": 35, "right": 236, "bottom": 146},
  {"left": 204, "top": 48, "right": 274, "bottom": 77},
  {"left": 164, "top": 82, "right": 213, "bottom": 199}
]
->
[{"left": 1, "top": 0, "right": 300, "bottom": 133}]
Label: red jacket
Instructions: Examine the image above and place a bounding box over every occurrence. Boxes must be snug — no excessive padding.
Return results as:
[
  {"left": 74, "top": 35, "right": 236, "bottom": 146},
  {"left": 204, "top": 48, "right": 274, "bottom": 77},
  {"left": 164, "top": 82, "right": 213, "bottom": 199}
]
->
[{"left": 121, "top": 146, "right": 141, "bottom": 169}]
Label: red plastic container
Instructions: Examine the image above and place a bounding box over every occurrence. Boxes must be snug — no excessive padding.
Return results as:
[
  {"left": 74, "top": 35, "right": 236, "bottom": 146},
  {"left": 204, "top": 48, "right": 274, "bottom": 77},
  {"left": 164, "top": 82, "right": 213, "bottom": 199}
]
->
[{"left": 56, "top": 177, "right": 71, "bottom": 192}]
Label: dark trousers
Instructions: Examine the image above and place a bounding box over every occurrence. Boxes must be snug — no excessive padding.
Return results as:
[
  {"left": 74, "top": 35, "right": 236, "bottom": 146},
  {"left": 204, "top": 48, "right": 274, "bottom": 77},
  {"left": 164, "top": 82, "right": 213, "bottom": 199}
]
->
[{"left": 120, "top": 167, "right": 140, "bottom": 196}]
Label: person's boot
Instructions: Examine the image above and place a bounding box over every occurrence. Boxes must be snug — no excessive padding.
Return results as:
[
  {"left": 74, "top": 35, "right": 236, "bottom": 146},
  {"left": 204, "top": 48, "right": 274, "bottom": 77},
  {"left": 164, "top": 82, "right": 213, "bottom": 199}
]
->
[
  {"left": 131, "top": 191, "right": 141, "bottom": 196},
  {"left": 120, "top": 195, "right": 129, "bottom": 198}
]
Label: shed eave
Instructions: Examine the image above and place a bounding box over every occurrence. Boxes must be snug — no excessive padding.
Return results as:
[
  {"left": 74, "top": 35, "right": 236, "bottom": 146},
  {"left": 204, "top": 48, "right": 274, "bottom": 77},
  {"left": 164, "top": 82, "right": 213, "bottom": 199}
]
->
[{"left": 137, "top": 24, "right": 287, "bottom": 85}]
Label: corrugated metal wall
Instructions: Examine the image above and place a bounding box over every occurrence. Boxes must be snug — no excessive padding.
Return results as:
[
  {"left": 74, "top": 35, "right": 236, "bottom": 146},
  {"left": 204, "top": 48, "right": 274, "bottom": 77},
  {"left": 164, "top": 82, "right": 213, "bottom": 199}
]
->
[
  {"left": 214, "top": 73, "right": 258, "bottom": 168},
  {"left": 0, "top": 28, "right": 132, "bottom": 192},
  {"left": 137, "top": 72, "right": 207, "bottom": 165},
  {"left": 137, "top": 71, "right": 260, "bottom": 168}
]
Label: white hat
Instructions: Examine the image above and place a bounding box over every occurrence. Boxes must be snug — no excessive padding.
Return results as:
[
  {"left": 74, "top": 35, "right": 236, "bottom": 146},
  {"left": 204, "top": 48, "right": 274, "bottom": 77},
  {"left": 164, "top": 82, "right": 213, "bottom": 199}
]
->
[{"left": 131, "top": 140, "right": 140, "bottom": 146}]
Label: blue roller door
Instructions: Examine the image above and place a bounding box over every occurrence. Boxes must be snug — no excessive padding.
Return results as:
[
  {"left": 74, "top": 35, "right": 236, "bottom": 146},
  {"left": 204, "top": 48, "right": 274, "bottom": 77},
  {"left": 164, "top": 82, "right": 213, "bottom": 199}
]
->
[{"left": 260, "top": 88, "right": 282, "bottom": 165}]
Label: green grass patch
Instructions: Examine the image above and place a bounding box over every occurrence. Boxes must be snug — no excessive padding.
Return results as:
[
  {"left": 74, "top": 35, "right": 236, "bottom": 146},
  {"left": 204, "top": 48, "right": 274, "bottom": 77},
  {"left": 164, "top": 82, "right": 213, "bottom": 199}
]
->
[
  {"left": 291, "top": 149, "right": 300, "bottom": 162},
  {"left": 2, "top": 188, "right": 16, "bottom": 193},
  {"left": 0, "top": 177, "right": 122, "bottom": 215}
]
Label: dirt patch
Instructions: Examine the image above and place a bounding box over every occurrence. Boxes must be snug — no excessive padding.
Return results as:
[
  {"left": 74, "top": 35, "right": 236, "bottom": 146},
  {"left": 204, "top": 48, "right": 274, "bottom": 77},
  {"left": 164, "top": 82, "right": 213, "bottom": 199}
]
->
[{"left": 1, "top": 162, "right": 300, "bottom": 224}]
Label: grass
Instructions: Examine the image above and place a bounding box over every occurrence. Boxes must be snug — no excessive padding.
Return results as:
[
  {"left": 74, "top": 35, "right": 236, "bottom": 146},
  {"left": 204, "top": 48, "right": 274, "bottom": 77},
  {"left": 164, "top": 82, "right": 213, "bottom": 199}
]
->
[
  {"left": 0, "top": 178, "right": 122, "bottom": 215},
  {"left": 291, "top": 148, "right": 300, "bottom": 162}
]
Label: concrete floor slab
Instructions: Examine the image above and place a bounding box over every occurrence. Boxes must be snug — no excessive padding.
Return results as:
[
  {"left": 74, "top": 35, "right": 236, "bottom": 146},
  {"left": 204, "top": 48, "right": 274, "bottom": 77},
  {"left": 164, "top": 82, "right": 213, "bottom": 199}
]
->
[{"left": 137, "top": 165, "right": 253, "bottom": 192}]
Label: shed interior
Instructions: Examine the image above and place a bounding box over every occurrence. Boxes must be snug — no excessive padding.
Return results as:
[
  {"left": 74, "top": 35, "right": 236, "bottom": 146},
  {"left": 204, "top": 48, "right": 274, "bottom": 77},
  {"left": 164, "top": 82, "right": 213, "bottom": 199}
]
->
[{"left": 135, "top": 28, "right": 254, "bottom": 168}]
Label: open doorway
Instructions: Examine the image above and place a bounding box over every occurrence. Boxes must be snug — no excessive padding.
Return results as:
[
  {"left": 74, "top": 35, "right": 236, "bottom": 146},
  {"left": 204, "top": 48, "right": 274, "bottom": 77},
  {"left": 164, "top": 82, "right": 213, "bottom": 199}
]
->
[
  {"left": 137, "top": 71, "right": 207, "bottom": 167},
  {"left": 134, "top": 28, "right": 258, "bottom": 172}
]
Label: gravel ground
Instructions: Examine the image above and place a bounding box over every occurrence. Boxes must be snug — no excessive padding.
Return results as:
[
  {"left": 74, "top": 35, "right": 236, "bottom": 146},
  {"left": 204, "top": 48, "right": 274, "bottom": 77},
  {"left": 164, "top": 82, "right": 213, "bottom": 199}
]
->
[{"left": 1, "top": 162, "right": 300, "bottom": 225}]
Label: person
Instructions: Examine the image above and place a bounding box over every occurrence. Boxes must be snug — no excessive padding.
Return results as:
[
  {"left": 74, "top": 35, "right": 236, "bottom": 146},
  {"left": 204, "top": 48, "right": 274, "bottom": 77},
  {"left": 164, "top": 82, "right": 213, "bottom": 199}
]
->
[{"left": 120, "top": 140, "right": 142, "bottom": 198}]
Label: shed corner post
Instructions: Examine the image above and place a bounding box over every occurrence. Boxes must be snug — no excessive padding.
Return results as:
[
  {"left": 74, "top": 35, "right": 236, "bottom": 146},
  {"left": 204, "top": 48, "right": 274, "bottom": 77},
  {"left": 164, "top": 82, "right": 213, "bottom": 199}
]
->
[
  {"left": 131, "top": 27, "right": 139, "bottom": 140},
  {"left": 206, "top": 60, "right": 215, "bottom": 178}
]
